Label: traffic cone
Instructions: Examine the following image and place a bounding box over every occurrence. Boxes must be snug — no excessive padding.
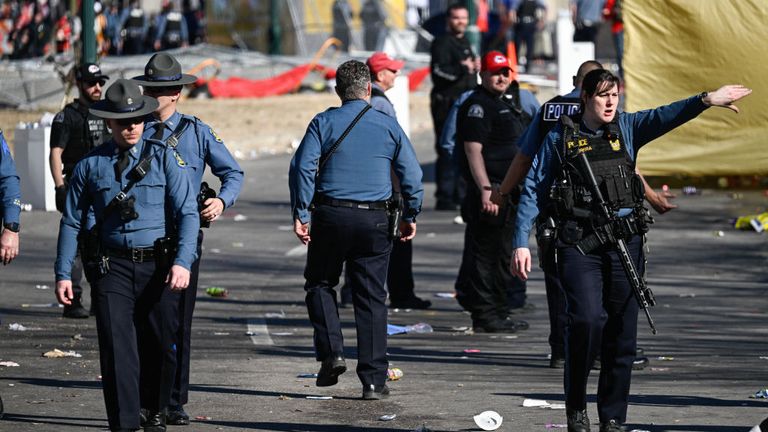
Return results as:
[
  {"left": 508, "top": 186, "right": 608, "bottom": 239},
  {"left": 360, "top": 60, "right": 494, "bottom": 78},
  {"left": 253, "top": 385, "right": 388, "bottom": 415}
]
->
[{"left": 506, "top": 41, "right": 519, "bottom": 80}]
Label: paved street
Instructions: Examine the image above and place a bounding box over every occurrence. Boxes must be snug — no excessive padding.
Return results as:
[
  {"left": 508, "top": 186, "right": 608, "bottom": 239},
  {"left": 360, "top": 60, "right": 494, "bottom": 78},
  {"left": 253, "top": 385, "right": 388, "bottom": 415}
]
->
[{"left": 0, "top": 129, "right": 766, "bottom": 431}]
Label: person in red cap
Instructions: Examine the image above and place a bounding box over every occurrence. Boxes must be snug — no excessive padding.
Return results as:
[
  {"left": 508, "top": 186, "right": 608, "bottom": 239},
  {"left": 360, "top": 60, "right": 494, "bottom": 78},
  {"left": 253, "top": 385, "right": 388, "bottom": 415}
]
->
[{"left": 454, "top": 50, "right": 535, "bottom": 333}]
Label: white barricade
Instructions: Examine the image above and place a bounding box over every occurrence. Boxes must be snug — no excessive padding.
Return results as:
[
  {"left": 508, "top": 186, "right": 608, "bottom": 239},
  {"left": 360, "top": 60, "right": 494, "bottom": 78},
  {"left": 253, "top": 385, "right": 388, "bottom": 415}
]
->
[
  {"left": 14, "top": 124, "right": 56, "bottom": 211},
  {"left": 387, "top": 75, "right": 410, "bottom": 138}
]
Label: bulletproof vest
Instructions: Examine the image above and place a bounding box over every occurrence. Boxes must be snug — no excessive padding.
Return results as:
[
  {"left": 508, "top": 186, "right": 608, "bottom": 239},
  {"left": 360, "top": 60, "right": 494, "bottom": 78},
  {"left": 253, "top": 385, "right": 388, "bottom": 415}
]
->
[
  {"left": 517, "top": 0, "right": 538, "bottom": 20},
  {"left": 554, "top": 115, "right": 643, "bottom": 218},
  {"left": 538, "top": 94, "right": 581, "bottom": 141},
  {"left": 62, "top": 102, "right": 110, "bottom": 175},
  {"left": 163, "top": 12, "right": 183, "bottom": 45},
  {"left": 125, "top": 9, "right": 145, "bottom": 39}
]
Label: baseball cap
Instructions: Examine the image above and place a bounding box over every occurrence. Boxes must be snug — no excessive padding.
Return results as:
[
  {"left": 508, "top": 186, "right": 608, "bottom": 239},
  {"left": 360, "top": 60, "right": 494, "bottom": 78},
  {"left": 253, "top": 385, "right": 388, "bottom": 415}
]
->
[
  {"left": 481, "top": 51, "right": 511, "bottom": 74},
  {"left": 76, "top": 63, "right": 109, "bottom": 83},
  {"left": 366, "top": 52, "right": 405, "bottom": 74}
]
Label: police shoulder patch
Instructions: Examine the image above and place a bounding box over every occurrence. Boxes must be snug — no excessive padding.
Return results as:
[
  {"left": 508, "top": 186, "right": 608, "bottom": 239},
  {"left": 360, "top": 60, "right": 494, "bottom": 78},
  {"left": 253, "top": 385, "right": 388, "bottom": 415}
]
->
[
  {"left": 467, "top": 104, "right": 484, "bottom": 119},
  {"left": 208, "top": 127, "right": 223, "bottom": 143},
  {"left": 53, "top": 111, "right": 65, "bottom": 123}
]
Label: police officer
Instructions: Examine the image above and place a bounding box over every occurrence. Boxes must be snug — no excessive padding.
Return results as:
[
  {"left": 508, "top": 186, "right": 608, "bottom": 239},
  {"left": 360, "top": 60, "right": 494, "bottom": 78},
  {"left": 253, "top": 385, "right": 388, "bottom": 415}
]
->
[
  {"left": 0, "top": 126, "right": 22, "bottom": 421},
  {"left": 55, "top": 79, "right": 199, "bottom": 432},
  {"left": 492, "top": 61, "right": 670, "bottom": 368},
  {"left": 289, "top": 60, "right": 423, "bottom": 400},
  {"left": 430, "top": 3, "right": 478, "bottom": 210},
  {"left": 120, "top": 1, "right": 149, "bottom": 55},
  {"left": 512, "top": 70, "right": 750, "bottom": 432},
  {"left": 454, "top": 51, "right": 533, "bottom": 333},
  {"left": 153, "top": 1, "right": 188, "bottom": 51},
  {"left": 50, "top": 62, "right": 112, "bottom": 319},
  {"left": 133, "top": 52, "right": 244, "bottom": 426}
]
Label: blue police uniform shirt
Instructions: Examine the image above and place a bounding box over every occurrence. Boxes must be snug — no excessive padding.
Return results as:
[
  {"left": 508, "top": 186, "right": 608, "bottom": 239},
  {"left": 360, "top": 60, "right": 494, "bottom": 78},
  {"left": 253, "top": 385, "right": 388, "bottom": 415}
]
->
[
  {"left": 370, "top": 83, "right": 397, "bottom": 118},
  {"left": 0, "top": 129, "right": 21, "bottom": 224},
  {"left": 289, "top": 99, "right": 424, "bottom": 224},
  {"left": 439, "top": 86, "right": 540, "bottom": 160},
  {"left": 55, "top": 138, "right": 199, "bottom": 281},
  {"left": 144, "top": 111, "right": 244, "bottom": 209},
  {"left": 513, "top": 94, "right": 709, "bottom": 249}
]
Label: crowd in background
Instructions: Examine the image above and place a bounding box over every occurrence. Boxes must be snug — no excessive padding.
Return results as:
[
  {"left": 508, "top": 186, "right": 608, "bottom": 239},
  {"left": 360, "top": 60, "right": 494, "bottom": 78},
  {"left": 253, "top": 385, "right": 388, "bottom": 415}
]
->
[{"left": 0, "top": 0, "right": 206, "bottom": 60}]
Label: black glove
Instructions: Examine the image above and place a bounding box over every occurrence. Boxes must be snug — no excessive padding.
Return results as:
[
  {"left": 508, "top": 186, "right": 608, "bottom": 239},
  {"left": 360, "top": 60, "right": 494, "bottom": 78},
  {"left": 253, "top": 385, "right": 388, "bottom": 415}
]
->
[{"left": 55, "top": 185, "right": 66, "bottom": 213}]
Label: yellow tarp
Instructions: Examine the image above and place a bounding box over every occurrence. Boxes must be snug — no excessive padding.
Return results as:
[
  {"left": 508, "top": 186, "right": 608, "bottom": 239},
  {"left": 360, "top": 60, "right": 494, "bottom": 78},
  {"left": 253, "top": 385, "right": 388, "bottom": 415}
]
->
[{"left": 624, "top": 0, "right": 768, "bottom": 176}]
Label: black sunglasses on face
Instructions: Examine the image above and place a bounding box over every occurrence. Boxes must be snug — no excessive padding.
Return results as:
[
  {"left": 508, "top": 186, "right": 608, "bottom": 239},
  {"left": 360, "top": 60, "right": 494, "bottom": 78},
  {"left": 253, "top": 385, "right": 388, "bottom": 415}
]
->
[{"left": 84, "top": 80, "right": 106, "bottom": 87}]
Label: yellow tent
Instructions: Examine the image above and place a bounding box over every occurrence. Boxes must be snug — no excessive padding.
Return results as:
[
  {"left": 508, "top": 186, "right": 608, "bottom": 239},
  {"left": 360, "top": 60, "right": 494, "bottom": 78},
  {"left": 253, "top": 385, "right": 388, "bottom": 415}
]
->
[{"left": 624, "top": 0, "right": 767, "bottom": 176}]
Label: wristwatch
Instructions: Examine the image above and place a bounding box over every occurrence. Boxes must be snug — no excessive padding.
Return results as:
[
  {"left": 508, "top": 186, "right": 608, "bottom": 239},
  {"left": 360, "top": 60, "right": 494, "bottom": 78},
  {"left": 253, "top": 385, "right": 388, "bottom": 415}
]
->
[
  {"left": 3, "top": 222, "right": 20, "bottom": 233},
  {"left": 699, "top": 91, "right": 709, "bottom": 105}
]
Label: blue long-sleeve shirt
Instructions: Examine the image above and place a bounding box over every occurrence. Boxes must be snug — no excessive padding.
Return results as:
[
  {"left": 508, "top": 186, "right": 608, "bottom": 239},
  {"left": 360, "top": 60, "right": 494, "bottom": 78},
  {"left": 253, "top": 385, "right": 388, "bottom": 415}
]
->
[
  {"left": 0, "top": 130, "right": 21, "bottom": 225},
  {"left": 513, "top": 94, "right": 709, "bottom": 249},
  {"left": 289, "top": 99, "right": 424, "bottom": 223},
  {"left": 55, "top": 138, "right": 199, "bottom": 281},
  {"left": 370, "top": 83, "right": 397, "bottom": 118},
  {"left": 144, "top": 111, "right": 244, "bottom": 209},
  {"left": 439, "top": 86, "right": 540, "bottom": 159}
]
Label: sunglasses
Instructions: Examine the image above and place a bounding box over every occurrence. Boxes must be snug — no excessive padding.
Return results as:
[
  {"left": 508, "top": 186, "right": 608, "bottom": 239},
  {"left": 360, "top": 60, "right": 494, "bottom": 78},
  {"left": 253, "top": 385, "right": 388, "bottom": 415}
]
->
[
  {"left": 116, "top": 117, "right": 144, "bottom": 126},
  {"left": 143, "top": 85, "right": 182, "bottom": 94},
  {"left": 84, "top": 80, "right": 106, "bottom": 87}
]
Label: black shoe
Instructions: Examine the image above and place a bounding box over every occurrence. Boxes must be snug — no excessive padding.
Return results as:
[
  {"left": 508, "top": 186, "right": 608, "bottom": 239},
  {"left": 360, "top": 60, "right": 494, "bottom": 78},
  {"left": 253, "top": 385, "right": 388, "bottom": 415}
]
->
[
  {"left": 63, "top": 295, "right": 89, "bottom": 319},
  {"left": 166, "top": 405, "right": 190, "bottom": 426},
  {"left": 507, "top": 302, "right": 536, "bottom": 315},
  {"left": 632, "top": 356, "right": 650, "bottom": 370},
  {"left": 567, "top": 408, "right": 591, "bottom": 432},
  {"left": 139, "top": 408, "right": 149, "bottom": 425},
  {"left": 389, "top": 297, "right": 432, "bottom": 309},
  {"left": 362, "top": 384, "right": 390, "bottom": 400},
  {"left": 502, "top": 316, "right": 529, "bottom": 331},
  {"left": 316, "top": 355, "right": 346, "bottom": 387},
  {"left": 549, "top": 356, "right": 566, "bottom": 369},
  {"left": 435, "top": 200, "right": 459, "bottom": 211},
  {"left": 473, "top": 320, "right": 518, "bottom": 333},
  {"left": 599, "top": 419, "right": 626, "bottom": 432},
  {"left": 636, "top": 346, "right": 645, "bottom": 356},
  {"left": 141, "top": 410, "right": 166, "bottom": 432}
]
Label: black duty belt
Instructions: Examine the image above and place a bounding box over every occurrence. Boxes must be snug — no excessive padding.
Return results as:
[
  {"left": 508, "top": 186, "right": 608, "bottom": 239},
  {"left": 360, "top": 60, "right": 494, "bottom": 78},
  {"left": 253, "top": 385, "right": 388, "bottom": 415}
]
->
[
  {"left": 106, "top": 247, "right": 156, "bottom": 262},
  {"left": 315, "top": 195, "right": 389, "bottom": 210}
]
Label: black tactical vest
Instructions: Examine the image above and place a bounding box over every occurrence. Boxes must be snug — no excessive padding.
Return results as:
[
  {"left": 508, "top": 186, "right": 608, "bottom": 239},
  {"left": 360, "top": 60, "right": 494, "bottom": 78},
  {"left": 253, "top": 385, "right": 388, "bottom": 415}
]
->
[
  {"left": 125, "top": 9, "right": 145, "bottom": 38},
  {"left": 552, "top": 114, "right": 643, "bottom": 220},
  {"left": 61, "top": 102, "right": 110, "bottom": 175},
  {"left": 163, "top": 12, "right": 183, "bottom": 46},
  {"left": 517, "top": 0, "right": 539, "bottom": 21},
  {"left": 538, "top": 94, "right": 581, "bottom": 142}
]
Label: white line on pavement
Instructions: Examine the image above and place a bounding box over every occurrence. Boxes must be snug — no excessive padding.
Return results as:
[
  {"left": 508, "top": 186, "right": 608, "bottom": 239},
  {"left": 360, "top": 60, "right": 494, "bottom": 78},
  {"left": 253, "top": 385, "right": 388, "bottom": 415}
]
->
[
  {"left": 246, "top": 319, "right": 274, "bottom": 345},
  {"left": 285, "top": 245, "right": 308, "bottom": 257}
]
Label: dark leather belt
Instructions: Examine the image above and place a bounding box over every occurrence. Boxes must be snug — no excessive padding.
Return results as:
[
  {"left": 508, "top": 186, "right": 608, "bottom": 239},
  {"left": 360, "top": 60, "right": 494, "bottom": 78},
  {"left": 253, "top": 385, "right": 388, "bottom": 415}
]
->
[
  {"left": 315, "top": 195, "right": 389, "bottom": 210},
  {"left": 106, "top": 247, "right": 156, "bottom": 262}
]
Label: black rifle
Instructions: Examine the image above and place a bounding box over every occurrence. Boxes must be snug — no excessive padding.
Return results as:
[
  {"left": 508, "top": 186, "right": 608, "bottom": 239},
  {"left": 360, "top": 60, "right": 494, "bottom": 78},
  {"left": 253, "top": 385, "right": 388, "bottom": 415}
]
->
[{"left": 573, "top": 151, "right": 658, "bottom": 334}]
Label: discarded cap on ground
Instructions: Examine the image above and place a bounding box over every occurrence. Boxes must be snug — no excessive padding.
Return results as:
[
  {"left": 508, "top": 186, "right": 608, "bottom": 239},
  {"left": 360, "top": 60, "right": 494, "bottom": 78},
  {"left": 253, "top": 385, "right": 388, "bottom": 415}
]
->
[{"left": 473, "top": 410, "right": 503, "bottom": 431}]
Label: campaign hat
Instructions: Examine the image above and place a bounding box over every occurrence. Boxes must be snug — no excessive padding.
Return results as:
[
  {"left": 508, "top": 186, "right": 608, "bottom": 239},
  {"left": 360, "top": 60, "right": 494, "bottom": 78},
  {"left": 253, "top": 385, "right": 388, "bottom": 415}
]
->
[
  {"left": 132, "top": 52, "right": 197, "bottom": 87},
  {"left": 89, "top": 78, "right": 159, "bottom": 119}
]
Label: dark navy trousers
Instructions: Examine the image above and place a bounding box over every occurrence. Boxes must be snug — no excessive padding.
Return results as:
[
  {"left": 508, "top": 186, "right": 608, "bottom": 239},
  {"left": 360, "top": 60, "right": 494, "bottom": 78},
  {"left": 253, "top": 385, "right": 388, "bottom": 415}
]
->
[
  {"left": 558, "top": 235, "right": 642, "bottom": 424},
  {"left": 92, "top": 257, "right": 180, "bottom": 431},
  {"left": 540, "top": 241, "right": 567, "bottom": 359},
  {"left": 304, "top": 204, "right": 391, "bottom": 387},
  {"left": 170, "top": 230, "right": 204, "bottom": 407}
]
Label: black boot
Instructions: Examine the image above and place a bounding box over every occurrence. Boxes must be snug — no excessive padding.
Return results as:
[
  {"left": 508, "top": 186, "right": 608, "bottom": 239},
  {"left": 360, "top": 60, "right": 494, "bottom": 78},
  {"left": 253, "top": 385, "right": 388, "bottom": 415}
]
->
[
  {"left": 63, "top": 293, "right": 89, "bottom": 319},
  {"left": 599, "top": 419, "right": 626, "bottom": 432},
  {"left": 316, "top": 354, "right": 346, "bottom": 387},
  {"left": 567, "top": 408, "right": 591, "bottom": 432}
]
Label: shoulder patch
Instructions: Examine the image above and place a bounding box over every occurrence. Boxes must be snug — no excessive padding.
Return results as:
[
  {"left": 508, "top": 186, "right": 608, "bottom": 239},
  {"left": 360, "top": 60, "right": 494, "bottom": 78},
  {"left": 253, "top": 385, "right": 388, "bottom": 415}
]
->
[
  {"left": 467, "top": 104, "right": 484, "bottom": 119},
  {"left": 208, "top": 127, "right": 223, "bottom": 143},
  {"left": 53, "top": 111, "right": 65, "bottom": 123},
  {"left": 172, "top": 149, "right": 187, "bottom": 167}
]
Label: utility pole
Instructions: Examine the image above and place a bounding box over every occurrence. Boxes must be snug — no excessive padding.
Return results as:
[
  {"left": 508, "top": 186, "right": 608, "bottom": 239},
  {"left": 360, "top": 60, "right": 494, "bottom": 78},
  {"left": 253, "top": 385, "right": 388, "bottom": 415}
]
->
[
  {"left": 465, "top": 0, "right": 481, "bottom": 57},
  {"left": 81, "top": 0, "right": 96, "bottom": 64},
  {"left": 270, "top": 0, "right": 282, "bottom": 55}
]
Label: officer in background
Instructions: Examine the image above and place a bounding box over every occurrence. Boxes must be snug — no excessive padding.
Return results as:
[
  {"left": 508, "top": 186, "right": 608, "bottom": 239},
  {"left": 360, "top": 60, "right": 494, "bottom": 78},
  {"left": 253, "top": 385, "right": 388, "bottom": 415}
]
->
[
  {"left": 0, "top": 126, "right": 22, "bottom": 421},
  {"left": 50, "top": 62, "right": 111, "bottom": 319},
  {"left": 120, "top": 1, "right": 149, "bottom": 55},
  {"left": 133, "top": 52, "right": 244, "bottom": 426},
  {"left": 153, "top": 0, "right": 188, "bottom": 51},
  {"left": 512, "top": 70, "right": 750, "bottom": 432},
  {"left": 55, "top": 79, "right": 199, "bottom": 432},
  {"left": 430, "top": 3, "right": 478, "bottom": 211},
  {"left": 290, "top": 60, "right": 423, "bottom": 400},
  {"left": 454, "top": 51, "right": 534, "bottom": 333},
  {"left": 492, "top": 60, "right": 672, "bottom": 368}
]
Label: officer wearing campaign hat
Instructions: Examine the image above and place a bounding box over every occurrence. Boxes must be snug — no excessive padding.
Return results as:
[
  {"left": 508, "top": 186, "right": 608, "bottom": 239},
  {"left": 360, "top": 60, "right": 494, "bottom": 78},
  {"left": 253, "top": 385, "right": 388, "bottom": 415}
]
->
[
  {"left": 55, "top": 78, "right": 199, "bottom": 432},
  {"left": 50, "top": 62, "right": 112, "bottom": 319},
  {"left": 454, "top": 50, "right": 534, "bottom": 333},
  {"left": 133, "top": 52, "right": 243, "bottom": 426}
]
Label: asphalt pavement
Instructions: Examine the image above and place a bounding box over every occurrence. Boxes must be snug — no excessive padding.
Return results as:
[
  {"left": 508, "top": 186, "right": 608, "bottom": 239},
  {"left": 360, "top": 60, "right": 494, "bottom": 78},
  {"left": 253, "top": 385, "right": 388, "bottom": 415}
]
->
[{"left": 1, "top": 128, "right": 767, "bottom": 432}]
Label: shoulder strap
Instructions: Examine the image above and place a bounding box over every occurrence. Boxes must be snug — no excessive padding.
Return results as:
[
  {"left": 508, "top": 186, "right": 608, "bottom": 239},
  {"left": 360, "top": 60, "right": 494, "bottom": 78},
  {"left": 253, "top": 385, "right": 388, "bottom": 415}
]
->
[
  {"left": 165, "top": 117, "right": 192, "bottom": 149},
  {"left": 316, "top": 104, "right": 372, "bottom": 178}
]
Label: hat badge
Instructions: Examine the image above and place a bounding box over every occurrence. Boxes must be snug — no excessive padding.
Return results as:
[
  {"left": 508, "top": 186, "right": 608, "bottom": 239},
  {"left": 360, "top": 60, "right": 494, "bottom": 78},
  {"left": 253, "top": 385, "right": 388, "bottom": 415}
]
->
[
  {"left": 148, "top": 68, "right": 154, "bottom": 76},
  {"left": 126, "top": 97, "right": 133, "bottom": 105}
]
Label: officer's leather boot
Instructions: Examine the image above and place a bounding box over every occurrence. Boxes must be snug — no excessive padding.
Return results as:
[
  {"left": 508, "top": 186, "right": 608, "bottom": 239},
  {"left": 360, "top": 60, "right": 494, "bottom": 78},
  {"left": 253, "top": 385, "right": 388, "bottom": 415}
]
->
[
  {"left": 63, "top": 293, "right": 89, "bottom": 319},
  {"left": 567, "top": 408, "right": 591, "bottom": 432},
  {"left": 599, "top": 419, "right": 626, "bottom": 432}
]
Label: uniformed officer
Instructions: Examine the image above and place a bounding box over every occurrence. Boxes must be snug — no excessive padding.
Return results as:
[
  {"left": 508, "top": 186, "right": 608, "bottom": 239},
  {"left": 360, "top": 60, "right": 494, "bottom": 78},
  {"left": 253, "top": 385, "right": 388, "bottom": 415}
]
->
[
  {"left": 133, "top": 52, "right": 244, "bottom": 426},
  {"left": 0, "top": 126, "right": 22, "bottom": 421},
  {"left": 492, "top": 61, "right": 669, "bottom": 369},
  {"left": 55, "top": 79, "right": 199, "bottom": 432},
  {"left": 512, "top": 70, "right": 750, "bottom": 432},
  {"left": 50, "top": 62, "right": 112, "bottom": 319},
  {"left": 120, "top": 1, "right": 149, "bottom": 55},
  {"left": 289, "top": 60, "right": 423, "bottom": 400},
  {"left": 153, "top": 1, "right": 189, "bottom": 51},
  {"left": 454, "top": 51, "right": 534, "bottom": 333}
]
